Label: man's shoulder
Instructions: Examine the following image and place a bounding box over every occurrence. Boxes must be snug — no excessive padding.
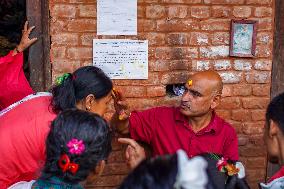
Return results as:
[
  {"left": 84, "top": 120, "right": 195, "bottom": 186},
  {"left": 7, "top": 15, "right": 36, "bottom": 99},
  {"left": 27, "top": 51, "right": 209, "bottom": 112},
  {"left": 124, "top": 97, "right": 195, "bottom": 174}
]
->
[
  {"left": 214, "top": 114, "right": 236, "bottom": 133},
  {"left": 150, "top": 106, "right": 178, "bottom": 115}
]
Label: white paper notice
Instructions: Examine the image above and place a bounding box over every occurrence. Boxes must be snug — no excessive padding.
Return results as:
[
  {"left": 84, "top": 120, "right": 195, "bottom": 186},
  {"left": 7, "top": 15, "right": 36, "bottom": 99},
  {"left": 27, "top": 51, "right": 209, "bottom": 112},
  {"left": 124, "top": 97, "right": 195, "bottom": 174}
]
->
[
  {"left": 97, "top": 0, "right": 137, "bottom": 35},
  {"left": 93, "top": 39, "right": 148, "bottom": 79}
]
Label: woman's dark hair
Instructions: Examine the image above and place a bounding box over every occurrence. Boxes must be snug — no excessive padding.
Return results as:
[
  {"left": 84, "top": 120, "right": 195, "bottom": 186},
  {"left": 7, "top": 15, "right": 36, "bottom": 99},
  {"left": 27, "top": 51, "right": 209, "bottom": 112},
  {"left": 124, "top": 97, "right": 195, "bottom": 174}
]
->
[
  {"left": 266, "top": 92, "right": 284, "bottom": 133},
  {"left": 118, "top": 154, "right": 178, "bottom": 189},
  {"left": 51, "top": 66, "right": 113, "bottom": 113},
  {"left": 41, "top": 109, "right": 112, "bottom": 183},
  {"left": 119, "top": 153, "right": 250, "bottom": 189}
]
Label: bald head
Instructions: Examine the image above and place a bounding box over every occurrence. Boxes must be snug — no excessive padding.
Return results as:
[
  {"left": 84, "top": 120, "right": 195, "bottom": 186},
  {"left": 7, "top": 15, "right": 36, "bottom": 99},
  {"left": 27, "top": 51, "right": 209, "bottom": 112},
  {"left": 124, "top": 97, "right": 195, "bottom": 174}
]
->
[{"left": 188, "top": 71, "right": 223, "bottom": 96}]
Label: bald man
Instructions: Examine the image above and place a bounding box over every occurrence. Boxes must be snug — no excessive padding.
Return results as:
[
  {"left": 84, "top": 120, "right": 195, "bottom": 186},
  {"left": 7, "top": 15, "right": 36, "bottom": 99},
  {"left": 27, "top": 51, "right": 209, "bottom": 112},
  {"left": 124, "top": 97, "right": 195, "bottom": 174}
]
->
[{"left": 112, "top": 71, "right": 238, "bottom": 162}]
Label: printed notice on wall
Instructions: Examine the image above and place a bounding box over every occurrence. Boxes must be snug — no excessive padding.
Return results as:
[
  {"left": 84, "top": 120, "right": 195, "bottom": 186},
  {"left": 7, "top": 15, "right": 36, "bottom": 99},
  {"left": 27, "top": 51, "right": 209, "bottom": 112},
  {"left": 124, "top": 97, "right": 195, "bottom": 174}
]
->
[
  {"left": 97, "top": 0, "right": 137, "bottom": 35},
  {"left": 93, "top": 39, "right": 148, "bottom": 79}
]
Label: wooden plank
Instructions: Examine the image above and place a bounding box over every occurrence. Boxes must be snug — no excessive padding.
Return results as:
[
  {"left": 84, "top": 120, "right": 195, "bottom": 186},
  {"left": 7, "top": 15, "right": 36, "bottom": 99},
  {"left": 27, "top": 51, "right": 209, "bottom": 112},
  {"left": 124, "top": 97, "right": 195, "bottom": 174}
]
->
[
  {"left": 268, "top": 0, "right": 284, "bottom": 180},
  {"left": 26, "top": 0, "right": 51, "bottom": 92}
]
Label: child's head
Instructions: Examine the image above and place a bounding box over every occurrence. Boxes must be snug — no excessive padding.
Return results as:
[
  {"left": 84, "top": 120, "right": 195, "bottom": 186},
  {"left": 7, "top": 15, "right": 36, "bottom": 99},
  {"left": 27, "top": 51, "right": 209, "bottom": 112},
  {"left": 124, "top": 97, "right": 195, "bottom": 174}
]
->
[
  {"left": 51, "top": 66, "right": 113, "bottom": 116},
  {"left": 41, "top": 109, "right": 112, "bottom": 184},
  {"left": 265, "top": 92, "right": 284, "bottom": 164},
  {"left": 118, "top": 151, "right": 250, "bottom": 189}
]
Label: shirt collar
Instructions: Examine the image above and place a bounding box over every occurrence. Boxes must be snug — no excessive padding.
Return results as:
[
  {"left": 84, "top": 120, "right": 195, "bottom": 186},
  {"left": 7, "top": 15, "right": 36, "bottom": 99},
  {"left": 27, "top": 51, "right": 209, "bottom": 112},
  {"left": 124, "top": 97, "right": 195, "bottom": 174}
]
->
[{"left": 174, "top": 107, "right": 220, "bottom": 134}]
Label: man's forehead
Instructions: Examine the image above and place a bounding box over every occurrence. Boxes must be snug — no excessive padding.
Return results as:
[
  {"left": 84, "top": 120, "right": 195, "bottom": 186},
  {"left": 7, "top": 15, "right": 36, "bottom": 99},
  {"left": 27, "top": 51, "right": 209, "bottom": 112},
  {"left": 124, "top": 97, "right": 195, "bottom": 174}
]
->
[{"left": 186, "top": 77, "right": 212, "bottom": 94}]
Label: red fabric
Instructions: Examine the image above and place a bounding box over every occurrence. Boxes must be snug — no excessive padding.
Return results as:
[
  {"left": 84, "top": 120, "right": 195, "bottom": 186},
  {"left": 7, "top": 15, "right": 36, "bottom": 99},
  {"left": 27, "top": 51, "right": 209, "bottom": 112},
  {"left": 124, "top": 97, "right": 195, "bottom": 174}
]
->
[
  {"left": 268, "top": 166, "right": 284, "bottom": 183},
  {"left": 0, "top": 96, "right": 56, "bottom": 189},
  {"left": 0, "top": 51, "right": 34, "bottom": 110},
  {"left": 129, "top": 106, "right": 239, "bottom": 160}
]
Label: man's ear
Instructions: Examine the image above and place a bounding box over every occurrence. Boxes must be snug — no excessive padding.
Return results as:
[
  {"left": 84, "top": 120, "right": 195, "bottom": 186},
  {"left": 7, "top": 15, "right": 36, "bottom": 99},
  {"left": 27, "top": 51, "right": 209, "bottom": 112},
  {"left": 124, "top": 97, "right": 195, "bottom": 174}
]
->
[
  {"left": 269, "top": 120, "right": 279, "bottom": 137},
  {"left": 211, "top": 95, "right": 221, "bottom": 109}
]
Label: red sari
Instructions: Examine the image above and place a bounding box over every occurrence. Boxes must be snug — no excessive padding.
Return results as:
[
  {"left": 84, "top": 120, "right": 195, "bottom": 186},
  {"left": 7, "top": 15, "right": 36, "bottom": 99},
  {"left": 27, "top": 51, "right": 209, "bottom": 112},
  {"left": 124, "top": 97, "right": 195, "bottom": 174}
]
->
[{"left": 0, "top": 51, "right": 34, "bottom": 110}]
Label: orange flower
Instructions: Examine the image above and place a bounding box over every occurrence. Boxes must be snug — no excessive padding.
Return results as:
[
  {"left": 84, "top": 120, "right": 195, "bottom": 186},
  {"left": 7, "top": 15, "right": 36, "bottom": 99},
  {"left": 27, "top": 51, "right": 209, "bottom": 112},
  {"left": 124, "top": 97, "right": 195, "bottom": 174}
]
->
[{"left": 225, "top": 164, "right": 240, "bottom": 176}]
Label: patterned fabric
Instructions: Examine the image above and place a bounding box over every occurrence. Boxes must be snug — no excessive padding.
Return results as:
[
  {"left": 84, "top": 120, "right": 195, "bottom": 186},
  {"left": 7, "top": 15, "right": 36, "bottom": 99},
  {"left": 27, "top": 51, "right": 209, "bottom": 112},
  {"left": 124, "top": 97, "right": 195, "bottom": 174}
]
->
[
  {"left": 32, "top": 177, "right": 84, "bottom": 189},
  {"left": 259, "top": 176, "right": 284, "bottom": 189}
]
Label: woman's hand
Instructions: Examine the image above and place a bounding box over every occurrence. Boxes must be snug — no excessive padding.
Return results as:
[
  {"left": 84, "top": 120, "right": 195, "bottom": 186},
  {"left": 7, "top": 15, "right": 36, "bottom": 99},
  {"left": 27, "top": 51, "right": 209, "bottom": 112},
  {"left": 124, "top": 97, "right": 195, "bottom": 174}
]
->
[{"left": 14, "top": 21, "right": 38, "bottom": 54}]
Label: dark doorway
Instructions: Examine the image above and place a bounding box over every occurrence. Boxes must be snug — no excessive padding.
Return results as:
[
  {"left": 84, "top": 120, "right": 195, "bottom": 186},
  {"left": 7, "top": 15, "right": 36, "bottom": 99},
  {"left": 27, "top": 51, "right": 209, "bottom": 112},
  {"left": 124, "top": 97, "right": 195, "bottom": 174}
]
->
[
  {"left": 0, "top": 0, "right": 51, "bottom": 92},
  {"left": 268, "top": 0, "right": 284, "bottom": 180}
]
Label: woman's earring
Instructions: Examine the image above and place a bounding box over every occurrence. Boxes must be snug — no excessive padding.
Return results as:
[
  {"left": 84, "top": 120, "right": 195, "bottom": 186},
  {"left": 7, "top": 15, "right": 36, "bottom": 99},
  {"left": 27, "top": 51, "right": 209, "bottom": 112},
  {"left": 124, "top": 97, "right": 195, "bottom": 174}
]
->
[{"left": 86, "top": 106, "right": 91, "bottom": 111}]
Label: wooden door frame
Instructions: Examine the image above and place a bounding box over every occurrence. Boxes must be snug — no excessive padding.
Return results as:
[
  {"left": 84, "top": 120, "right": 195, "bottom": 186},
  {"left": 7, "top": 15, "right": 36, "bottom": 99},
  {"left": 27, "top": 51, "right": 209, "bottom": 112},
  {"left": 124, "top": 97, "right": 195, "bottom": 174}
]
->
[
  {"left": 268, "top": 0, "right": 284, "bottom": 180},
  {"left": 26, "top": 0, "right": 51, "bottom": 92}
]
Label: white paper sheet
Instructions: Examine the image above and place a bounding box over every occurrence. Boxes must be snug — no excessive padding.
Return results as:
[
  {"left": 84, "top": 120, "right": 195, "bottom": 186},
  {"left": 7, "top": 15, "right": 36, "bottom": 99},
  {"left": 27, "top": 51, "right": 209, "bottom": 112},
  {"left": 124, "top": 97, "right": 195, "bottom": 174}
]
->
[
  {"left": 97, "top": 0, "right": 137, "bottom": 35},
  {"left": 93, "top": 39, "right": 148, "bottom": 79}
]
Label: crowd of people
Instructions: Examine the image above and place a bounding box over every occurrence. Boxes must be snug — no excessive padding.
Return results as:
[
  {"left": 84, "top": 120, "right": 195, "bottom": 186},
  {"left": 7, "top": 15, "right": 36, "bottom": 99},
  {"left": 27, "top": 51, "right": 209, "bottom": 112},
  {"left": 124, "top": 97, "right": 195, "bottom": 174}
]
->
[{"left": 0, "top": 22, "right": 283, "bottom": 189}]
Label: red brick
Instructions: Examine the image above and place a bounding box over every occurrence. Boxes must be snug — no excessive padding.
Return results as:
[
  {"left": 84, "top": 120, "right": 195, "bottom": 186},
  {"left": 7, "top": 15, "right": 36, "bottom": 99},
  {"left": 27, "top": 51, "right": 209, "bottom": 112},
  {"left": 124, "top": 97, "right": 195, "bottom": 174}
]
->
[
  {"left": 242, "top": 98, "right": 270, "bottom": 109},
  {"left": 233, "top": 60, "right": 253, "bottom": 71},
  {"left": 239, "top": 145, "right": 266, "bottom": 157},
  {"left": 213, "top": 60, "right": 231, "bottom": 70},
  {"left": 157, "top": 19, "right": 199, "bottom": 32},
  {"left": 238, "top": 135, "right": 249, "bottom": 146},
  {"left": 252, "top": 85, "right": 271, "bottom": 96},
  {"left": 232, "top": 6, "right": 252, "bottom": 18},
  {"left": 219, "top": 72, "right": 242, "bottom": 84},
  {"left": 115, "top": 86, "right": 146, "bottom": 98},
  {"left": 146, "top": 86, "right": 166, "bottom": 97},
  {"left": 50, "top": 46, "right": 66, "bottom": 59},
  {"left": 212, "top": 6, "right": 231, "bottom": 18},
  {"left": 160, "top": 0, "right": 201, "bottom": 3},
  {"left": 231, "top": 109, "right": 251, "bottom": 121},
  {"left": 127, "top": 98, "right": 158, "bottom": 110},
  {"left": 246, "top": 157, "right": 266, "bottom": 169},
  {"left": 246, "top": 169, "right": 266, "bottom": 182},
  {"left": 243, "top": 122, "right": 265, "bottom": 134},
  {"left": 167, "top": 33, "right": 188, "bottom": 46},
  {"left": 80, "top": 33, "right": 97, "bottom": 46},
  {"left": 215, "top": 109, "right": 231, "bottom": 120},
  {"left": 254, "top": 7, "right": 273, "bottom": 17},
  {"left": 149, "top": 60, "right": 170, "bottom": 72},
  {"left": 146, "top": 5, "right": 166, "bottom": 19},
  {"left": 251, "top": 110, "right": 266, "bottom": 121},
  {"left": 67, "top": 19, "right": 96, "bottom": 32},
  {"left": 190, "top": 6, "right": 210, "bottom": 18},
  {"left": 256, "top": 45, "right": 272, "bottom": 58},
  {"left": 138, "top": 19, "right": 157, "bottom": 32},
  {"left": 200, "top": 19, "right": 230, "bottom": 31},
  {"left": 78, "top": 5, "right": 96, "bottom": 17},
  {"left": 254, "top": 59, "right": 272, "bottom": 71},
  {"left": 50, "top": 19, "right": 66, "bottom": 33},
  {"left": 51, "top": 4, "right": 77, "bottom": 18},
  {"left": 161, "top": 71, "right": 190, "bottom": 84},
  {"left": 189, "top": 32, "right": 209, "bottom": 45},
  {"left": 52, "top": 59, "right": 81, "bottom": 73},
  {"left": 167, "top": 6, "right": 188, "bottom": 19},
  {"left": 192, "top": 60, "right": 211, "bottom": 71},
  {"left": 233, "top": 85, "right": 252, "bottom": 96},
  {"left": 220, "top": 97, "right": 241, "bottom": 109},
  {"left": 138, "top": 6, "right": 145, "bottom": 18},
  {"left": 157, "top": 96, "right": 181, "bottom": 107},
  {"left": 145, "top": 33, "right": 166, "bottom": 46},
  {"left": 200, "top": 46, "right": 229, "bottom": 58},
  {"left": 52, "top": 33, "right": 79, "bottom": 45},
  {"left": 257, "top": 33, "right": 273, "bottom": 45},
  {"left": 245, "top": 71, "right": 271, "bottom": 84},
  {"left": 67, "top": 47, "right": 92, "bottom": 60},
  {"left": 221, "top": 85, "right": 233, "bottom": 97},
  {"left": 102, "top": 163, "right": 129, "bottom": 175},
  {"left": 204, "top": 0, "right": 245, "bottom": 4},
  {"left": 212, "top": 32, "right": 230, "bottom": 45},
  {"left": 246, "top": 0, "right": 272, "bottom": 5},
  {"left": 258, "top": 18, "right": 273, "bottom": 31},
  {"left": 169, "top": 59, "right": 191, "bottom": 70}
]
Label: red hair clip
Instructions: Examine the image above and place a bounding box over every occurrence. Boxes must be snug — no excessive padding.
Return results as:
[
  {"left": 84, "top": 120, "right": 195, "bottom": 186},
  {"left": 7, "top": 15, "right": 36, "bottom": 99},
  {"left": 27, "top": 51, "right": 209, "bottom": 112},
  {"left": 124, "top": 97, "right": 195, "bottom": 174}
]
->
[{"left": 58, "top": 154, "right": 79, "bottom": 174}]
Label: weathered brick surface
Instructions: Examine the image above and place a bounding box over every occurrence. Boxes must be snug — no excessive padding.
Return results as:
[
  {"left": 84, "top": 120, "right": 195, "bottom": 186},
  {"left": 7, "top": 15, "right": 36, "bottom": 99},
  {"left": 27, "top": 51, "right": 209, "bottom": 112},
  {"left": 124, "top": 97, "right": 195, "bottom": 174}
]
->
[{"left": 50, "top": 1, "right": 275, "bottom": 188}]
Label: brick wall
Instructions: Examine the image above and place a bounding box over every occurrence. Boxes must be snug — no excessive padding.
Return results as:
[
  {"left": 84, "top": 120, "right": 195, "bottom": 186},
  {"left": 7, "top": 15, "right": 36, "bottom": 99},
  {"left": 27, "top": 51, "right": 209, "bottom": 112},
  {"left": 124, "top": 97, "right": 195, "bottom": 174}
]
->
[{"left": 49, "top": 0, "right": 275, "bottom": 188}]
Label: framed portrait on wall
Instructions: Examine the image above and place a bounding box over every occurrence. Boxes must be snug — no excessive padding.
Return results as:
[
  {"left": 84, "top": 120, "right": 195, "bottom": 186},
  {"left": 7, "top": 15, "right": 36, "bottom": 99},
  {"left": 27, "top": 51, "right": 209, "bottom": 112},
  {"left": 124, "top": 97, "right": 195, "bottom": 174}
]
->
[{"left": 229, "top": 20, "right": 257, "bottom": 57}]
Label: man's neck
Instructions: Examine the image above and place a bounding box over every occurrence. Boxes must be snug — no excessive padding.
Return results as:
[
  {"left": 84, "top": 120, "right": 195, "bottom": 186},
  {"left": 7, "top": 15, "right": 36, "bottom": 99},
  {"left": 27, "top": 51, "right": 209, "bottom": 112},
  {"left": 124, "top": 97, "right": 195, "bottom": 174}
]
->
[{"left": 188, "top": 111, "right": 213, "bottom": 133}]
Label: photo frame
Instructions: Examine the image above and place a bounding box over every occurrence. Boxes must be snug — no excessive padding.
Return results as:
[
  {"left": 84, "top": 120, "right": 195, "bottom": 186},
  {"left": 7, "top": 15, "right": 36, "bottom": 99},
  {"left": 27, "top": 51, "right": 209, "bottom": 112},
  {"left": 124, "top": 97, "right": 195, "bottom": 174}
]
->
[{"left": 229, "top": 20, "right": 257, "bottom": 57}]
